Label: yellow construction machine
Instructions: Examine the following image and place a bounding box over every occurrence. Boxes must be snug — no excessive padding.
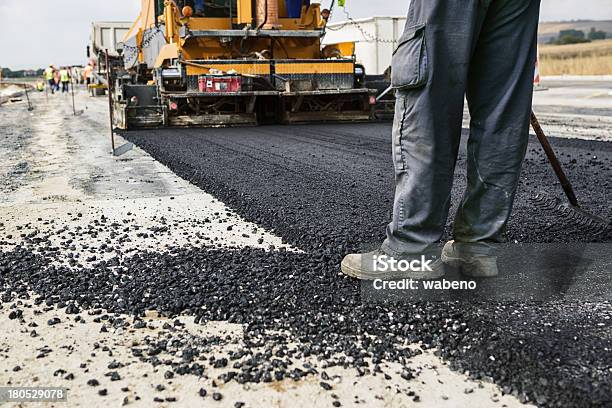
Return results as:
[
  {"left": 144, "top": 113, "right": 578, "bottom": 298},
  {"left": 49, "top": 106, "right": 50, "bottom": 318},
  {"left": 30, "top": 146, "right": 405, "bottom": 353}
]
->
[{"left": 114, "top": 0, "right": 374, "bottom": 128}]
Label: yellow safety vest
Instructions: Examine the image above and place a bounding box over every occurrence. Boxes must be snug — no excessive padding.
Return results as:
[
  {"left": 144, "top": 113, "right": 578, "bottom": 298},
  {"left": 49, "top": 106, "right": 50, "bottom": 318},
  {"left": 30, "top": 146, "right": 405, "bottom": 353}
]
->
[
  {"left": 60, "top": 69, "right": 69, "bottom": 82},
  {"left": 45, "top": 68, "right": 54, "bottom": 80}
]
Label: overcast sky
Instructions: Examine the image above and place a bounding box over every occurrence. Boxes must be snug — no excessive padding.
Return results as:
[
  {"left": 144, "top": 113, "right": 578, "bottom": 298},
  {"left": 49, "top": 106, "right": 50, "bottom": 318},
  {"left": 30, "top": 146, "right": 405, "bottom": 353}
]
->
[{"left": 1, "top": 0, "right": 612, "bottom": 70}]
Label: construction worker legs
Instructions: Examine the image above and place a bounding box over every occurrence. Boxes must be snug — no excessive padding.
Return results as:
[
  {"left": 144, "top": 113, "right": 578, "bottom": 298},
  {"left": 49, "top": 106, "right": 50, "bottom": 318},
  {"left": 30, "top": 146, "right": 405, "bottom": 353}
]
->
[
  {"left": 194, "top": 0, "right": 205, "bottom": 15},
  {"left": 382, "top": 0, "right": 487, "bottom": 257},
  {"left": 453, "top": 0, "right": 541, "bottom": 249}
]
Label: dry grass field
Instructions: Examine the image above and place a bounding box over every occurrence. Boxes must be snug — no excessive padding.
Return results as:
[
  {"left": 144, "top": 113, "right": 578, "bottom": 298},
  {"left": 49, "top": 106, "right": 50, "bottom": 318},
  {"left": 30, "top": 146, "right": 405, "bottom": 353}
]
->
[{"left": 540, "top": 39, "right": 612, "bottom": 75}]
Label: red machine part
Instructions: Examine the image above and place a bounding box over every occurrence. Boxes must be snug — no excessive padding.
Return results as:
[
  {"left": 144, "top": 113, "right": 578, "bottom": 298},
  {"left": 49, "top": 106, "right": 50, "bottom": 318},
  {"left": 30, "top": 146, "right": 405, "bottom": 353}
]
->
[{"left": 199, "top": 75, "right": 242, "bottom": 93}]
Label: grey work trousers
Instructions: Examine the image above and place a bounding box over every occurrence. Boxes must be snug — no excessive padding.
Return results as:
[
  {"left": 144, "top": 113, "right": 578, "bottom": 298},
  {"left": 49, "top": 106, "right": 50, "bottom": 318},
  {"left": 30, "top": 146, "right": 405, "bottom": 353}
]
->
[{"left": 382, "top": 0, "right": 541, "bottom": 257}]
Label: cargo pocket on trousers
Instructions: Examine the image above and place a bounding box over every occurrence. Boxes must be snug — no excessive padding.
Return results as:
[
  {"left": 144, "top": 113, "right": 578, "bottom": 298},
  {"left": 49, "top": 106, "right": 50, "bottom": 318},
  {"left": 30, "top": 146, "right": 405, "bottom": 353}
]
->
[{"left": 391, "top": 23, "right": 428, "bottom": 90}]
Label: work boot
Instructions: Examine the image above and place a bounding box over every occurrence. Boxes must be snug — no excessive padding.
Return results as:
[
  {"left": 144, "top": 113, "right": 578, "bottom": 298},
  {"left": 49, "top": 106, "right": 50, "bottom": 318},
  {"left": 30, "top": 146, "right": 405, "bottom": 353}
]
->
[
  {"left": 341, "top": 249, "right": 446, "bottom": 280},
  {"left": 441, "top": 240, "right": 499, "bottom": 278}
]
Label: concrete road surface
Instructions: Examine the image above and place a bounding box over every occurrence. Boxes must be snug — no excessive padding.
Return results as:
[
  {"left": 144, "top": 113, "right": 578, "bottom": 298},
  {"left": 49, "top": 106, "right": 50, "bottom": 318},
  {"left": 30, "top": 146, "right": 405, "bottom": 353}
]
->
[{"left": 462, "top": 77, "right": 612, "bottom": 142}]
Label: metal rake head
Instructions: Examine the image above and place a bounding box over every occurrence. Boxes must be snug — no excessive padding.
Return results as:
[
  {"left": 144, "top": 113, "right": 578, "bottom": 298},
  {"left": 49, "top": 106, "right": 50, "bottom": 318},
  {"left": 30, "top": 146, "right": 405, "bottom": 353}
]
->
[{"left": 532, "top": 193, "right": 612, "bottom": 236}]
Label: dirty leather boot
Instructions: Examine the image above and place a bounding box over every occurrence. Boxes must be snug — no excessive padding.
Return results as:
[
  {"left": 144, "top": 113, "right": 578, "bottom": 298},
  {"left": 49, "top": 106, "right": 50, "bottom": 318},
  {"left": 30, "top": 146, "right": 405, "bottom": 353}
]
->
[
  {"left": 341, "top": 249, "right": 446, "bottom": 280},
  {"left": 441, "top": 240, "right": 499, "bottom": 278}
]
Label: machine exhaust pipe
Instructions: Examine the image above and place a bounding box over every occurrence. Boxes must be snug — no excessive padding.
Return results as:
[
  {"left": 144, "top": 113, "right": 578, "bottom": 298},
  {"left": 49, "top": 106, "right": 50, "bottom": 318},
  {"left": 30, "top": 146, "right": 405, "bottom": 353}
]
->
[{"left": 256, "top": 0, "right": 280, "bottom": 29}]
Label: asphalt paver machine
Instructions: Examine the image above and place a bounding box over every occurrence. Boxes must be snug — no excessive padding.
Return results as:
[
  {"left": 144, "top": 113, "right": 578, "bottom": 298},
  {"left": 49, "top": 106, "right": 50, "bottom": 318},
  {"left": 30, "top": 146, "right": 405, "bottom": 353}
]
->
[{"left": 115, "top": 0, "right": 374, "bottom": 128}]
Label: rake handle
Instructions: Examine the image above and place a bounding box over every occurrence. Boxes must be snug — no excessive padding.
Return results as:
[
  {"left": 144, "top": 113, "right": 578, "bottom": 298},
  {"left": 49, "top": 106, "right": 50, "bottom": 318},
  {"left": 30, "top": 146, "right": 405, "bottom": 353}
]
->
[
  {"left": 23, "top": 83, "right": 33, "bottom": 110},
  {"left": 530, "top": 111, "right": 579, "bottom": 207}
]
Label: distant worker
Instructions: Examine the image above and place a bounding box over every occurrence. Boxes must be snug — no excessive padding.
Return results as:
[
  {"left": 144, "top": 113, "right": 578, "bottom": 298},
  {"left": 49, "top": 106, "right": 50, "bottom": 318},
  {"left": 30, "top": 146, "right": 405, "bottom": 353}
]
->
[
  {"left": 59, "top": 67, "right": 70, "bottom": 93},
  {"left": 36, "top": 81, "right": 45, "bottom": 92},
  {"left": 44, "top": 65, "right": 55, "bottom": 94},
  {"left": 71, "top": 66, "right": 82, "bottom": 85},
  {"left": 83, "top": 63, "right": 94, "bottom": 86},
  {"left": 341, "top": 0, "right": 541, "bottom": 280},
  {"left": 194, "top": 0, "right": 205, "bottom": 16},
  {"left": 53, "top": 69, "right": 61, "bottom": 92}
]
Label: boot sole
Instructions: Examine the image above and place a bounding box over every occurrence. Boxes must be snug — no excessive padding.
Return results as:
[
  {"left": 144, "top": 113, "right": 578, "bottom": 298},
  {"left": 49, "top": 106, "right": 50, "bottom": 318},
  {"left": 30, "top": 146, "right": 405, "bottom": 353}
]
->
[{"left": 341, "top": 260, "right": 445, "bottom": 281}]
